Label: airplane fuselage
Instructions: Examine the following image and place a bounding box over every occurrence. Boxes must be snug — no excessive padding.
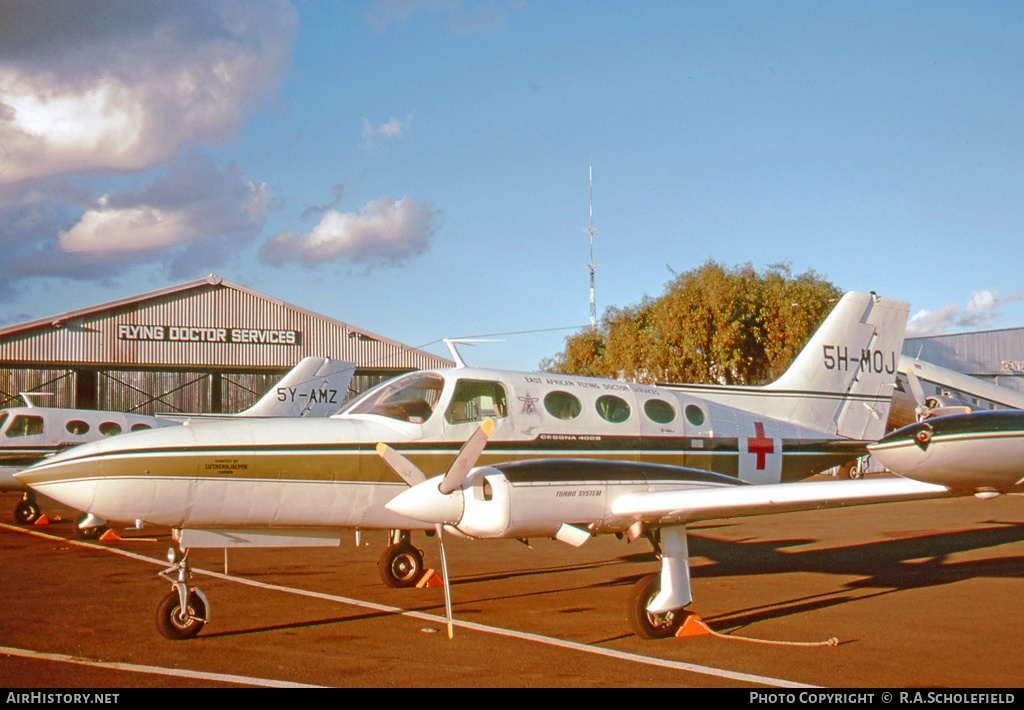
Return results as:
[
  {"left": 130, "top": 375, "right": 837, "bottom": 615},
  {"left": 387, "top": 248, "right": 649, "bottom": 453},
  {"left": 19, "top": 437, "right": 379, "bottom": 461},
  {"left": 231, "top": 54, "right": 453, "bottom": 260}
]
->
[{"left": 19, "top": 366, "right": 870, "bottom": 533}]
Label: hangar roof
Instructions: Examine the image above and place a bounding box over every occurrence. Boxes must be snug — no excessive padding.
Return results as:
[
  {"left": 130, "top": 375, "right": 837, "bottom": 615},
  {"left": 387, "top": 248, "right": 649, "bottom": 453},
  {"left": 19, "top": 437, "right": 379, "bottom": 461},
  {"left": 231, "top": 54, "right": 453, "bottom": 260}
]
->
[{"left": 0, "top": 274, "right": 453, "bottom": 371}]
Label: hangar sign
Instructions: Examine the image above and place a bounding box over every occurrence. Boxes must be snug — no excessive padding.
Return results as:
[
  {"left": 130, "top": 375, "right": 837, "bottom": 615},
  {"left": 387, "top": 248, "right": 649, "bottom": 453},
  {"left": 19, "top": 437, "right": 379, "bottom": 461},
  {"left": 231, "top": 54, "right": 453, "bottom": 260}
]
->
[{"left": 117, "top": 324, "right": 301, "bottom": 346}]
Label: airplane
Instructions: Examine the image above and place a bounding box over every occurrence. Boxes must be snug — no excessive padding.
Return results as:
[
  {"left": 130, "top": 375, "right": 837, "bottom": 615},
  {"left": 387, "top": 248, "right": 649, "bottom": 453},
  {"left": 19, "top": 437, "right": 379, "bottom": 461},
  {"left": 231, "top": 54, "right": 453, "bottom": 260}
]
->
[
  {"left": 889, "top": 355, "right": 1024, "bottom": 429},
  {"left": 20, "top": 291, "right": 977, "bottom": 641},
  {"left": 2, "top": 357, "right": 355, "bottom": 527},
  {"left": 869, "top": 410, "right": 1024, "bottom": 492}
]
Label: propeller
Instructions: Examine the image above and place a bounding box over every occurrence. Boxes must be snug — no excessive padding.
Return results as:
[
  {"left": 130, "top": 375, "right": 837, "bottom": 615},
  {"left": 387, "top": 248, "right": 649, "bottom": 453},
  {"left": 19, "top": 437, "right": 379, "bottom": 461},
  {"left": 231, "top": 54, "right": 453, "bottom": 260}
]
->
[
  {"left": 376, "top": 418, "right": 494, "bottom": 639},
  {"left": 903, "top": 367, "right": 932, "bottom": 422},
  {"left": 905, "top": 367, "right": 973, "bottom": 421}
]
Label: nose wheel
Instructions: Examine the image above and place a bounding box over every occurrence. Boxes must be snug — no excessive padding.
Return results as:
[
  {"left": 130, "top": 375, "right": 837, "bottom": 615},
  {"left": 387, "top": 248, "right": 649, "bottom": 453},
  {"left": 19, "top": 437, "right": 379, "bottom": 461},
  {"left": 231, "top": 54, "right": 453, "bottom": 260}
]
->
[
  {"left": 156, "top": 588, "right": 208, "bottom": 640},
  {"left": 156, "top": 547, "right": 209, "bottom": 640}
]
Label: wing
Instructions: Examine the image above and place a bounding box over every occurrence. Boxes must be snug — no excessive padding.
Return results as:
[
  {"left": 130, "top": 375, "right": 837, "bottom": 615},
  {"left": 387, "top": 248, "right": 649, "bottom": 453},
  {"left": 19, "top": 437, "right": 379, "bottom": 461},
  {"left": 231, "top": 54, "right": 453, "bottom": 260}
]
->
[{"left": 610, "top": 476, "right": 960, "bottom": 525}]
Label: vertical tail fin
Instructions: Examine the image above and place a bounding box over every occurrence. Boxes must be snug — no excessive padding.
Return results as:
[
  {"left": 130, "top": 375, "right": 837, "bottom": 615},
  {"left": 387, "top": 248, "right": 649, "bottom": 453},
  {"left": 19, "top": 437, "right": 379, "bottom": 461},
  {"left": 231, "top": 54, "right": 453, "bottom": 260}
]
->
[
  {"left": 766, "top": 292, "right": 909, "bottom": 440},
  {"left": 238, "top": 358, "right": 355, "bottom": 417}
]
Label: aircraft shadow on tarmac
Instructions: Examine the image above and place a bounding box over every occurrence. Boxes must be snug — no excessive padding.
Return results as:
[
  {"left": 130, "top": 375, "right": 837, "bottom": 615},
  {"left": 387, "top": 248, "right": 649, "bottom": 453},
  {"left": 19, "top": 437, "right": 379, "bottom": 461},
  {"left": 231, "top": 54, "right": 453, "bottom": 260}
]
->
[
  {"left": 438, "top": 519, "right": 1024, "bottom": 636},
  {"left": 87, "top": 519, "right": 1024, "bottom": 642},
  {"left": 665, "top": 520, "right": 1024, "bottom": 631},
  {"left": 683, "top": 519, "right": 1024, "bottom": 587}
]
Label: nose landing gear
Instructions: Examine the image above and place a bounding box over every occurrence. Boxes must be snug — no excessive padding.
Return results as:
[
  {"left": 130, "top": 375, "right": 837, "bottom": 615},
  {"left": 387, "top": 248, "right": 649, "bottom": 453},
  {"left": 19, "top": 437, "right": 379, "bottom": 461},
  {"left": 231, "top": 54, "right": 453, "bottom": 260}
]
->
[{"left": 156, "top": 547, "right": 209, "bottom": 640}]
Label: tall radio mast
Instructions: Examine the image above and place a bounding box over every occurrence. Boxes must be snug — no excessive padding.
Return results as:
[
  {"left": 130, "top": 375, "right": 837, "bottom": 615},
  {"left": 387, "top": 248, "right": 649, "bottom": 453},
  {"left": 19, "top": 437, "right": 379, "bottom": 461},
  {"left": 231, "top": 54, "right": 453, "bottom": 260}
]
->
[{"left": 586, "top": 164, "right": 597, "bottom": 332}]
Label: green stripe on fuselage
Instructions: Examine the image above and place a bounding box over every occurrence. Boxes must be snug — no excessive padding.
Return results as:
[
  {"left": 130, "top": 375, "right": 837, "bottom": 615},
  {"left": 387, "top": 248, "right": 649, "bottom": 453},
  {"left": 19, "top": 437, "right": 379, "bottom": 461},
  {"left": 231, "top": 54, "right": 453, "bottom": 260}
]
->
[{"left": 26, "top": 434, "right": 866, "bottom": 486}]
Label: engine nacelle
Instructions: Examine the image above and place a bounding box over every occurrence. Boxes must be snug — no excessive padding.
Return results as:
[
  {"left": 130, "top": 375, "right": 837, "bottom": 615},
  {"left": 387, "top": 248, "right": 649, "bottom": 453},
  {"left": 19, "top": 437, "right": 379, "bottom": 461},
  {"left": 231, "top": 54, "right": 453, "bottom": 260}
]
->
[{"left": 455, "top": 465, "right": 618, "bottom": 540}]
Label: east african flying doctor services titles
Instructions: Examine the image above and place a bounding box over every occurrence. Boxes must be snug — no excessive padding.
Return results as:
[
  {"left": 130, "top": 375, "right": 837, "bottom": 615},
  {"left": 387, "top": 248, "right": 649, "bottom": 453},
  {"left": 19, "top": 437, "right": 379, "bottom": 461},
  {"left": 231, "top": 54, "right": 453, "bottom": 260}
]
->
[
  {"left": 750, "top": 692, "right": 1016, "bottom": 705},
  {"left": 117, "top": 324, "right": 299, "bottom": 345}
]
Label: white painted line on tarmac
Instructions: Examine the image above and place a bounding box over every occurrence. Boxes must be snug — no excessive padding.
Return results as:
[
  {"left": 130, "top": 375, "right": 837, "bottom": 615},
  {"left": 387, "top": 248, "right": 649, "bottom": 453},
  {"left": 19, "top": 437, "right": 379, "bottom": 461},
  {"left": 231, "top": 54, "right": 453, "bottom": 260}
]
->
[
  {"left": 0, "top": 645, "right": 325, "bottom": 688},
  {"left": 3, "top": 523, "right": 816, "bottom": 688}
]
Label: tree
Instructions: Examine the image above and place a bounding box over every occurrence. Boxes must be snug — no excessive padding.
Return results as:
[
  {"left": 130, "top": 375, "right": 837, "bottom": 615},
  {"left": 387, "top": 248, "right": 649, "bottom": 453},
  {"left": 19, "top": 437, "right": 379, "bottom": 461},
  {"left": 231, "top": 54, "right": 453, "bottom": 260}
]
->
[{"left": 543, "top": 260, "right": 841, "bottom": 386}]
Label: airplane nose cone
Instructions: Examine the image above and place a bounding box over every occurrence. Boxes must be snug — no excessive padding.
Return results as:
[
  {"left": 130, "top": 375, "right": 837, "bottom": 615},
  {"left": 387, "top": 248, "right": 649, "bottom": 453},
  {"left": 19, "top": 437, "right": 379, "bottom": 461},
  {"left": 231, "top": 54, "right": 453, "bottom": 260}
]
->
[
  {"left": 385, "top": 478, "right": 465, "bottom": 525},
  {"left": 15, "top": 454, "right": 100, "bottom": 512}
]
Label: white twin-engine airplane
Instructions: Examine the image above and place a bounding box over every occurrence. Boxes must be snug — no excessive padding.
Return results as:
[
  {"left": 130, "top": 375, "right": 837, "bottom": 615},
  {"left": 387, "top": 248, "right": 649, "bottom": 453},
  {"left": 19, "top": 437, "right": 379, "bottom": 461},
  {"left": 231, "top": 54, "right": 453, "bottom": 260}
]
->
[
  {"left": 2, "top": 357, "right": 355, "bottom": 527},
  {"left": 20, "top": 292, "right": 975, "bottom": 641}
]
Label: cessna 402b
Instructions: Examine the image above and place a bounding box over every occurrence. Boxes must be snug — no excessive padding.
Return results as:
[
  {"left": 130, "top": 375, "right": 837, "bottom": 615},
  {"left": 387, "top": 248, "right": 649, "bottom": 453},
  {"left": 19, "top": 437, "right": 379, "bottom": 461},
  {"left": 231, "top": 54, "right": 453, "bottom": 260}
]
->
[
  {"left": 19, "top": 291, "right": 966, "bottom": 640},
  {"left": 3, "top": 357, "right": 354, "bottom": 527}
]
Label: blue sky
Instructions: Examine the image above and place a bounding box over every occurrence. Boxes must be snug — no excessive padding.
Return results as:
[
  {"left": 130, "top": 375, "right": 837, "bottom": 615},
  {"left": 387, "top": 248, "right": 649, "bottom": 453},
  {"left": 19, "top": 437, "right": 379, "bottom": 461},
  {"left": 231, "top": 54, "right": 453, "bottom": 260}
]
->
[{"left": 2, "top": 1, "right": 1023, "bottom": 371}]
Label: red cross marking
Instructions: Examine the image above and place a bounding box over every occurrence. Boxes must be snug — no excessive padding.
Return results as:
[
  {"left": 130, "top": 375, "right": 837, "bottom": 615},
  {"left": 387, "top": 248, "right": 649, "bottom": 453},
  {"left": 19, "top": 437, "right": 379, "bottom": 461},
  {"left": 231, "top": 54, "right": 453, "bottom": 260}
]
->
[{"left": 747, "top": 421, "right": 774, "bottom": 470}]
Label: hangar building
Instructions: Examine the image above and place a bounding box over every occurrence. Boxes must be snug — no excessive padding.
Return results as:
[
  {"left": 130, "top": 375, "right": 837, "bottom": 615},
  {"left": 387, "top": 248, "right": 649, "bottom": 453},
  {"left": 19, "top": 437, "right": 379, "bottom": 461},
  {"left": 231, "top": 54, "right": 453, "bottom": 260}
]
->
[
  {"left": 904, "top": 328, "right": 1024, "bottom": 397},
  {"left": 0, "top": 274, "right": 453, "bottom": 414}
]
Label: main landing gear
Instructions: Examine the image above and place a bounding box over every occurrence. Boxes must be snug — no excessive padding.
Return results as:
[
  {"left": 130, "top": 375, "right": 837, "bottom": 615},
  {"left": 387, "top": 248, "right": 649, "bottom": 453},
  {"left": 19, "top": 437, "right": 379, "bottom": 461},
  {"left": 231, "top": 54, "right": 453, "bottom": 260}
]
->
[
  {"left": 378, "top": 530, "right": 425, "bottom": 588},
  {"left": 156, "top": 547, "right": 209, "bottom": 640},
  {"left": 627, "top": 525, "right": 692, "bottom": 640}
]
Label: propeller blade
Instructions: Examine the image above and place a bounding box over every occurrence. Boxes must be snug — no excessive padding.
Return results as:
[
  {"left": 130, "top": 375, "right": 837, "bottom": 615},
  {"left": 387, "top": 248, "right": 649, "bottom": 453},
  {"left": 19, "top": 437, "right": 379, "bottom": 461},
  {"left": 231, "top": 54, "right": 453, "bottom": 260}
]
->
[
  {"left": 903, "top": 368, "right": 931, "bottom": 420},
  {"left": 436, "top": 522, "right": 454, "bottom": 639},
  {"left": 439, "top": 418, "right": 494, "bottom": 495},
  {"left": 379, "top": 419, "right": 494, "bottom": 640},
  {"left": 376, "top": 443, "right": 427, "bottom": 486}
]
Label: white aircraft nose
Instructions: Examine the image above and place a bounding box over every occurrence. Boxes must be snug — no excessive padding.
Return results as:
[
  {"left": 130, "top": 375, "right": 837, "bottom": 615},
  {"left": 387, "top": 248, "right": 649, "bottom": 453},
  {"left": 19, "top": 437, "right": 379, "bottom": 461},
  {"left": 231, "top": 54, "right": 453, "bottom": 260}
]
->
[
  {"left": 15, "top": 456, "right": 100, "bottom": 512},
  {"left": 385, "top": 478, "right": 465, "bottom": 525}
]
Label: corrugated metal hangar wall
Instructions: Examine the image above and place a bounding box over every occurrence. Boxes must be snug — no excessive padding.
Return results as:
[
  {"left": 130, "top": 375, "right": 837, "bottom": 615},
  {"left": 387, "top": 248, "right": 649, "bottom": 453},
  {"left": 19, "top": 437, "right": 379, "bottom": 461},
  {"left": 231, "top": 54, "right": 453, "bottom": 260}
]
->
[
  {"left": 904, "top": 328, "right": 1024, "bottom": 396},
  {"left": 0, "top": 274, "right": 453, "bottom": 414}
]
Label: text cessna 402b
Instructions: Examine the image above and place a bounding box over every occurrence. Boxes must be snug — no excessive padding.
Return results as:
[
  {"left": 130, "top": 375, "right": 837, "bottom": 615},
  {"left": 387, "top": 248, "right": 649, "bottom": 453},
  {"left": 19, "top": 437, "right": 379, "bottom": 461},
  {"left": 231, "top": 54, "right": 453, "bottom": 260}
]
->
[
  {"left": 2, "top": 357, "right": 354, "bottom": 529},
  {"left": 19, "top": 291, "right": 966, "bottom": 641}
]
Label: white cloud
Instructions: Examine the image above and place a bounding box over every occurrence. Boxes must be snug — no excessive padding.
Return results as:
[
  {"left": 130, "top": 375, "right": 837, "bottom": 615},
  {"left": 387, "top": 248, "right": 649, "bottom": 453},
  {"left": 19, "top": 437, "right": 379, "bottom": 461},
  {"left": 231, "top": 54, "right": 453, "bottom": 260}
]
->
[
  {"left": 0, "top": 2, "right": 293, "bottom": 295},
  {"left": 0, "top": 1, "right": 297, "bottom": 184},
  {"left": 56, "top": 153, "right": 270, "bottom": 275},
  {"left": 906, "top": 289, "right": 1022, "bottom": 337},
  {"left": 260, "top": 196, "right": 440, "bottom": 268},
  {"left": 361, "top": 113, "right": 414, "bottom": 149},
  {"left": 60, "top": 205, "right": 190, "bottom": 253}
]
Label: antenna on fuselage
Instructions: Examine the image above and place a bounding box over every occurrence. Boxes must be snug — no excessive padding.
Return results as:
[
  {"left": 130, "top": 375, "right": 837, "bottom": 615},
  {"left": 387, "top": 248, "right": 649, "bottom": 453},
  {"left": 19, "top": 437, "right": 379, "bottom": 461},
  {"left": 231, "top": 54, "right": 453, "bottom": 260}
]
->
[
  {"left": 20, "top": 392, "right": 55, "bottom": 408},
  {"left": 443, "top": 339, "right": 504, "bottom": 368}
]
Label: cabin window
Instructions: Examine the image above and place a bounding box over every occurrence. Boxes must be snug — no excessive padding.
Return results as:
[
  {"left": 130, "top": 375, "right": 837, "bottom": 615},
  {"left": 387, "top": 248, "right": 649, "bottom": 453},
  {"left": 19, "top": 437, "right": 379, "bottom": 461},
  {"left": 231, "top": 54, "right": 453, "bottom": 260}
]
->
[
  {"left": 446, "top": 379, "right": 508, "bottom": 425},
  {"left": 596, "top": 395, "right": 631, "bottom": 423},
  {"left": 684, "top": 404, "right": 706, "bottom": 427},
  {"left": 7, "top": 415, "right": 44, "bottom": 437},
  {"left": 99, "top": 422, "right": 122, "bottom": 436},
  {"left": 544, "top": 391, "right": 582, "bottom": 420},
  {"left": 643, "top": 399, "right": 676, "bottom": 424},
  {"left": 66, "top": 420, "right": 90, "bottom": 436},
  {"left": 131, "top": 423, "right": 153, "bottom": 432},
  {"left": 345, "top": 372, "right": 445, "bottom": 424}
]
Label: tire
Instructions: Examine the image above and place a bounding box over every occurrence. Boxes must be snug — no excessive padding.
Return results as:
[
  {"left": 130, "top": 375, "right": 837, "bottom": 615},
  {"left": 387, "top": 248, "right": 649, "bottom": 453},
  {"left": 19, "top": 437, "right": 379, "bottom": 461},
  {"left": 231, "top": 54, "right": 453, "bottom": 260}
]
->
[
  {"left": 378, "top": 544, "right": 424, "bottom": 588},
  {"left": 156, "top": 589, "right": 207, "bottom": 640},
  {"left": 14, "top": 500, "right": 40, "bottom": 525},
  {"left": 628, "top": 574, "right": 683, "bottom": 639}
]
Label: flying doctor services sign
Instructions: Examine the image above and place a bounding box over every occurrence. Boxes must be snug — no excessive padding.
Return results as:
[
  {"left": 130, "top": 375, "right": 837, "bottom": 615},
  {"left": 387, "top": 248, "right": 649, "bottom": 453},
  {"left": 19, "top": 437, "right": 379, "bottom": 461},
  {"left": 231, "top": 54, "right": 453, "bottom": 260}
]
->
[{"left": 117, "top": 324, "right": 301, "bottom": 346}]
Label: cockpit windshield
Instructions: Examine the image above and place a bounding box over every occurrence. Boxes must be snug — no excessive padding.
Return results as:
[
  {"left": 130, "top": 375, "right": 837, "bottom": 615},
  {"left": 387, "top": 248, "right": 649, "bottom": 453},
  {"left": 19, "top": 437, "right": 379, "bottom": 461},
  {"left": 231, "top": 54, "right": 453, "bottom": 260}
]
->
[{"left": 343, "top": 372, "right": 445, "bottom": 423}]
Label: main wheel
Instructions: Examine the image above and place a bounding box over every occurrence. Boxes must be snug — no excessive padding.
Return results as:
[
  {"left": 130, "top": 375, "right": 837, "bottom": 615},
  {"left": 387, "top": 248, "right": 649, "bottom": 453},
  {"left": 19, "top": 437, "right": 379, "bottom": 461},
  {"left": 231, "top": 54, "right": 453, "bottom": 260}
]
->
[
  {"left": 156, "top": 589, "right": 207, "bottom": 640},
  {"left": 14, "top": 499, "right": 40, "bottom": 525},
  {"left": 378, "top": 544, "right": 424, "bottom": 588},
  {"left": 628, "top": 573, "right": 684, "bottom": 639}
]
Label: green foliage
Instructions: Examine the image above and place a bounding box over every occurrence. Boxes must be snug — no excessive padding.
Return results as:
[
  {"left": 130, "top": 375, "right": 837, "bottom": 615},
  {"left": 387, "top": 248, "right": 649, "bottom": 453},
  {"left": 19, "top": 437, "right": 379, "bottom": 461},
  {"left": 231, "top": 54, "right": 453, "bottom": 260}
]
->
[{"left": 542, "top": 260, "right": 841, "bottom": 385}]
